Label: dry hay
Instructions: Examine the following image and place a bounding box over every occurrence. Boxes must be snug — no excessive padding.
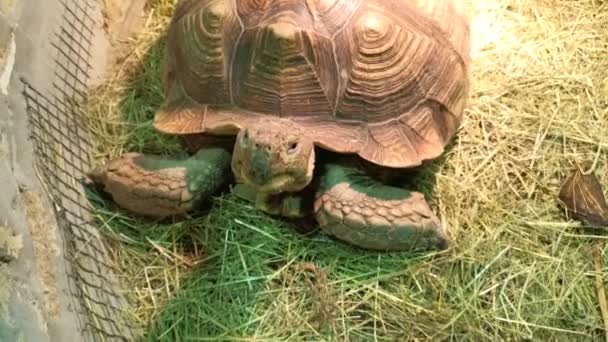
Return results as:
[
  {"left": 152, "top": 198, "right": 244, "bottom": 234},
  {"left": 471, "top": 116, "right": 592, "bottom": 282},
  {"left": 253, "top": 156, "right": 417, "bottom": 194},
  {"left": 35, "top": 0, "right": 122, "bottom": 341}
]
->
[{"left": 84, "top": 0, "right": 608, "bottom": 340}]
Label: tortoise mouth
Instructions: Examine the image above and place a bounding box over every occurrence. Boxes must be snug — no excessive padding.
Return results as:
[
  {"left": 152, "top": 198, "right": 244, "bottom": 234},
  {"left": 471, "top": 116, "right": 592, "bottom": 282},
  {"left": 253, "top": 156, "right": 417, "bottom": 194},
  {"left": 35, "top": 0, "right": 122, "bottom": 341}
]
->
[{"left": 239, "top": 171, "right": 309, "bottom": 194}]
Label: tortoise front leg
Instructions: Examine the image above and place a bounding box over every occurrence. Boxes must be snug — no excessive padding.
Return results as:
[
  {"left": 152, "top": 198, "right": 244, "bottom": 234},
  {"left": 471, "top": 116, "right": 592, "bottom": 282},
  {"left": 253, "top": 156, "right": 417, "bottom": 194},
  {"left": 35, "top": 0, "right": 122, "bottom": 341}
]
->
[
  {"left": 87, "top": 147, "right": 232, "bottom": 218},
  {"left": 313, "top": 162, "right": 449, "bottom": 251}
]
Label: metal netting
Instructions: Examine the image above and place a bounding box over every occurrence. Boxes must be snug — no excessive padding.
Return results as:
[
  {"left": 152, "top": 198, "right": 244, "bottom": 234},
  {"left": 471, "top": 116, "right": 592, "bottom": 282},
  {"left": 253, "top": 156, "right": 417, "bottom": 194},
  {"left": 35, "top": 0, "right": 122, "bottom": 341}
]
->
[{"left": 20, "top": 0, "right": 135, "bottom": 340}]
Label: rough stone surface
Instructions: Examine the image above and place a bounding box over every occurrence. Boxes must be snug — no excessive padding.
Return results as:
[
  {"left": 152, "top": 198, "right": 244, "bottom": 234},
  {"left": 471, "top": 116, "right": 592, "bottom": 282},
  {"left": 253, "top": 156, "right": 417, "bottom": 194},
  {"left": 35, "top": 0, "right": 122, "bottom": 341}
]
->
[
  {"left": 0, "top": 224, "right": 22, "bottom": 263},
  {"left": 0, "top": 0, "right": 139, "bottom": 341},
  {"left": 0, "top": 0, "right": 80, "bottom": 340}
]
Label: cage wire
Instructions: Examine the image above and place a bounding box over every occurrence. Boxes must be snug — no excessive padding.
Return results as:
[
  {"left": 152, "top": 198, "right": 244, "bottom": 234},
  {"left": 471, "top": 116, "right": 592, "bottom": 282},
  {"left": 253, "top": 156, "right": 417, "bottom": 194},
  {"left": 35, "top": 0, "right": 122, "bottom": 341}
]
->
[{"left": 20, "top": 0, "right": 136, "bottom": 340}]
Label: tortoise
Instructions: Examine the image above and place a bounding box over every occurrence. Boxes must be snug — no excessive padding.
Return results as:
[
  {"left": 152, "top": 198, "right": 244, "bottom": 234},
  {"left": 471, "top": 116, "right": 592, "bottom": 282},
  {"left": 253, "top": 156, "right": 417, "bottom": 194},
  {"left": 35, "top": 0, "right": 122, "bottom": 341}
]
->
[{"left": 87, "top": 0, "right": 470, "bottom": 251}]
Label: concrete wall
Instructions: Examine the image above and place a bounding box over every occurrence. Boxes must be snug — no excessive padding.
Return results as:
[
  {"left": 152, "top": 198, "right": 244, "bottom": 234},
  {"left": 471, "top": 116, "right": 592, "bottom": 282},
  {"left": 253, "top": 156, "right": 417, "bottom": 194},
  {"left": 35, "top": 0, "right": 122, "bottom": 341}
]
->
[{"left": 0, "top": 0, "right": 130, "bottom": 341}]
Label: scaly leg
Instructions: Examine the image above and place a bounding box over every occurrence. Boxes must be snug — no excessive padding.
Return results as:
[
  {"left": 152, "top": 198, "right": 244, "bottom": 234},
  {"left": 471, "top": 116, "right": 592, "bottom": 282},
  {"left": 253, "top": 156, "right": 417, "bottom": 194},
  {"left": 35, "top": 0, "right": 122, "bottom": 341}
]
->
[
  {"left": 87, "top": 147, "right": 232, "bottom": 218},
  {"left": 313, "top": 162, "right": 449, "bottom": 251}
]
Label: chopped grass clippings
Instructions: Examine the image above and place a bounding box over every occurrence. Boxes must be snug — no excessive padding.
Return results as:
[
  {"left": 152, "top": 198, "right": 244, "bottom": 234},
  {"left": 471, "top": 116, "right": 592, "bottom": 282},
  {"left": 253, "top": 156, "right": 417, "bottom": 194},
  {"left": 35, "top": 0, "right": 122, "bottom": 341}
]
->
[{"left": 84, "top": 0, "right": 608, "bottom": 340}]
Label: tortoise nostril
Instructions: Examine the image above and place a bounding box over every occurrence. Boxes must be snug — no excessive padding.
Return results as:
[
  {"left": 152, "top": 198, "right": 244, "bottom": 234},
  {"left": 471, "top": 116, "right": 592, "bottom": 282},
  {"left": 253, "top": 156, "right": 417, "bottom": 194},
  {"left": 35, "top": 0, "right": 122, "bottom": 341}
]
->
[
  {"left": 239, "top": 130, "right": 250, "bottom": 148},
  {"left": 253, "top": 143, "right": 271, "bottom": 153}
]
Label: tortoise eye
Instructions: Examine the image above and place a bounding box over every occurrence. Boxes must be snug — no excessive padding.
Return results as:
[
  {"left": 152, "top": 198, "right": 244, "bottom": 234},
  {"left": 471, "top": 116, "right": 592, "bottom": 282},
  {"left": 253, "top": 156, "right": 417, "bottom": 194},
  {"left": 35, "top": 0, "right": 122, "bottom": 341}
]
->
[{"left": 287, "top": 142, "right": 299, "bottom": 154}]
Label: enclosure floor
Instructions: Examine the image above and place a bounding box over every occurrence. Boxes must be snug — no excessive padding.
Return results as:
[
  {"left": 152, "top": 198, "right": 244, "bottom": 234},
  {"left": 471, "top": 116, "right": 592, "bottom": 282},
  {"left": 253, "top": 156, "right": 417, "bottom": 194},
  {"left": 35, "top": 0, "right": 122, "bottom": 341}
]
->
[{"left": 85, "top": 0, "right": 608, "bottom": 340}]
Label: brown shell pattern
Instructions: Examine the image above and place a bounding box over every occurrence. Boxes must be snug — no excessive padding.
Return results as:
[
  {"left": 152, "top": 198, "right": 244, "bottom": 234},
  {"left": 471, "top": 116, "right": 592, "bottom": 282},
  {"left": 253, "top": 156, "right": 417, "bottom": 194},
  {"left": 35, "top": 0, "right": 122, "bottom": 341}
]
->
[{"left": 156, "top": 0, "right": 470, "bottom": 168}]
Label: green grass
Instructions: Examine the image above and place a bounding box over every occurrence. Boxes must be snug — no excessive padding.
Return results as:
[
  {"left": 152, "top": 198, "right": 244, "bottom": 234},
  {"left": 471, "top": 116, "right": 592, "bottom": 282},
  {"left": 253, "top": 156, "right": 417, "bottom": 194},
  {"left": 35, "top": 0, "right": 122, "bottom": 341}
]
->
[
  {"left": 83, "top": 0, "right": 608, "bottom": 340},
  {"left": 91, "top": 193, "right": 446, "bottom": 340}
]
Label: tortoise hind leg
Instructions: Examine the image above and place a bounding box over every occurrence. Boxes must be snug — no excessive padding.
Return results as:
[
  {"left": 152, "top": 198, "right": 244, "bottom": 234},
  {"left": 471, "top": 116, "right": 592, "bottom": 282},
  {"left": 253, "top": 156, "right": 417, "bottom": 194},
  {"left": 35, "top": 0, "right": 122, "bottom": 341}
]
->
[
  {"left": 313, "top": 162, "right": 448, "bottom": 251},
  {"left": 87, "top": 147, "right": 232, "bottom": 218}
]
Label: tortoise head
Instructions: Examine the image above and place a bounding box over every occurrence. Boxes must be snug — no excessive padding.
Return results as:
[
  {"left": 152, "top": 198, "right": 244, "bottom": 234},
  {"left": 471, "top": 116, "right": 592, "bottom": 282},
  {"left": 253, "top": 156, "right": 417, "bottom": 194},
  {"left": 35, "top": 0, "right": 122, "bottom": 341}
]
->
[{"left": 231, "top": 118, "right": 315, "bottom": 194}]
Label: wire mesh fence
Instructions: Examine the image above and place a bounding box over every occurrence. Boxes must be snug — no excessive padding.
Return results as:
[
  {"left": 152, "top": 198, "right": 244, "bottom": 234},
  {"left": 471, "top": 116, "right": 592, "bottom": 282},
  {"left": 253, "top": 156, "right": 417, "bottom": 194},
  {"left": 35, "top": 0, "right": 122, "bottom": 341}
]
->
[{"left": 20, "top": 0, "right": 135, "bottom": 340}]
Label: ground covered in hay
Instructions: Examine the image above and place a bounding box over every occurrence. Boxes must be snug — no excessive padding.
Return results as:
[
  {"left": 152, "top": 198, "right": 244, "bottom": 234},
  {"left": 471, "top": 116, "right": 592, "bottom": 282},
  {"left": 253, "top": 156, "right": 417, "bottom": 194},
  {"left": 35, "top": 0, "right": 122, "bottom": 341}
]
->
[{"left": 84, "top": 0, "right": 608, "bottom": 340}]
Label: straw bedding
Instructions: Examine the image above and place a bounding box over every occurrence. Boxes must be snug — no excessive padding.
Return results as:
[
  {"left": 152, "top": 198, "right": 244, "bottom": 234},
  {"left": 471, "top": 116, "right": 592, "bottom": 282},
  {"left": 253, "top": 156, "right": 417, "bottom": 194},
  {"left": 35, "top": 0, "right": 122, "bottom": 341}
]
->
[{"left": 84, "top": 0, "right": 608, "bottom": 340}]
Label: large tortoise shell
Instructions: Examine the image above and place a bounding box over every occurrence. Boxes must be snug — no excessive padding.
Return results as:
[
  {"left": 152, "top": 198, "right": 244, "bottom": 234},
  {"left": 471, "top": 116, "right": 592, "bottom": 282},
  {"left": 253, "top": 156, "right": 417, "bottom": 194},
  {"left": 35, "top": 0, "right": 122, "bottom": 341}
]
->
[{"left": 154, "top": 0, "right": 471, "bottom": 168}]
